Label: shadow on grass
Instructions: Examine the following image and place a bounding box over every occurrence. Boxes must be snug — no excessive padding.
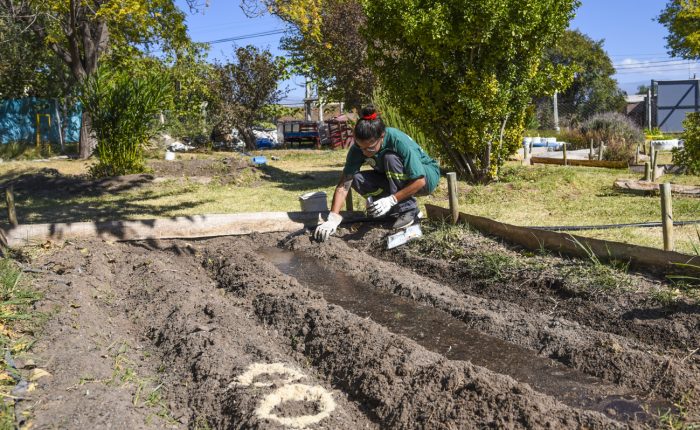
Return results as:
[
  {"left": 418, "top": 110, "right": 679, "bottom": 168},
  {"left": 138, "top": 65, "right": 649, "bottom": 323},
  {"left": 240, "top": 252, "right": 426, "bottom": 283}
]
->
[
  {"left": 0, "top": 169, "right": 215, "bottom": 224},
  {"left": 257, "top": 165, "right": 340, "bottom": 191}
]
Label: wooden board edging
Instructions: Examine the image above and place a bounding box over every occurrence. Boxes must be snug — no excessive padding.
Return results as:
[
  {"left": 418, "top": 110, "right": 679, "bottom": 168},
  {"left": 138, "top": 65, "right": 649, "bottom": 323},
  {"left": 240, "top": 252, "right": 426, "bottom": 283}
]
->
[
  {"left": 425, "top": 204, "right": 700, "bottom": 277},
  {"left": 530, "top": 157, "right": 628, "bottom": 169},
  {"left": 614, "top": 179, "right": 700, "bottom": 198},
  {"left": 0, "top": 211, "right": 365, "bottom": 248}
]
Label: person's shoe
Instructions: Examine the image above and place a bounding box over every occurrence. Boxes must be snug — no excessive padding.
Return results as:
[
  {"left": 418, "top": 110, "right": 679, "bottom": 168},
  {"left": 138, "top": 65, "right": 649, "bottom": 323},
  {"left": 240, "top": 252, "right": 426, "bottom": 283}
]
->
[{"left": 392, "top": 208, "right": 420, "bottom": 229}]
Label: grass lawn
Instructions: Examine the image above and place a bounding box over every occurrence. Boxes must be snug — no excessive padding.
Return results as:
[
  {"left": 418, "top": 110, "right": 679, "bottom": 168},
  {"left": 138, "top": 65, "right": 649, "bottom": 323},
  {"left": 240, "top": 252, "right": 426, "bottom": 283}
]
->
[{"left": 0, "top": 149, "right": 699, "bottom": 254}]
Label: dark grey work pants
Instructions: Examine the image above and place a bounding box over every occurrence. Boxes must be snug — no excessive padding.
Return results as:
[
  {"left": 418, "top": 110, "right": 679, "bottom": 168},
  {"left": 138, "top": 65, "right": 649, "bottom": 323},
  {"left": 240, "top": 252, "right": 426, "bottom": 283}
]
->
[{"left": 351, "top": 151, "right": 428, "bottom": 214}]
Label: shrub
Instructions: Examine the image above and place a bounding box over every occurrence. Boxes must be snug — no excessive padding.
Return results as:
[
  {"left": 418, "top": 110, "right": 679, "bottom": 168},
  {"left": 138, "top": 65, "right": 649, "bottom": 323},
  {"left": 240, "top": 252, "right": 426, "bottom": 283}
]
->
[
  {"left": 80, "top": 69, "right": 172, "bottom": 178},
  {"left": 556, "top": 129, "right": 588, "bottom": 150},
  {"left": 581, "top": 112, "right": 643, "bottom": 161},
  {"left": 674, "top": 112, "right": 700, "bottom": 175}
]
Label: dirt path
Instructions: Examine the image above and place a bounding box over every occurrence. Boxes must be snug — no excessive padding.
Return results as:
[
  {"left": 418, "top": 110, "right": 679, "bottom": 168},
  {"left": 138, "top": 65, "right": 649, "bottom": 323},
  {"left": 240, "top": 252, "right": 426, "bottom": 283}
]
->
[{"left": 14, "top": 227, "right": 699, "bottom": 428}]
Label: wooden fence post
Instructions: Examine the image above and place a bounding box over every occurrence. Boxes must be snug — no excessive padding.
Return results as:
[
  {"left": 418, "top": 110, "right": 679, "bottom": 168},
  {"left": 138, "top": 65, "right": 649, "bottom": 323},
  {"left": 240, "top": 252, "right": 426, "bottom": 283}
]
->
[
  {"left": 635, "top": 143, "right": 640, "bottom": 165},
  {"left": 660, "top": 182, "right": 674, "bottom": 251},
  {"left": 562, "top": 143, "right": 567, "bottom": 166},
  {"left": 345, "top": 188, "right": 354, "bottom": 212},
  {"left": 447, "top": 172, "right": 459, "bottom": 225},
  {"left": 652, "top": 147, "right": 659, "bottom": 182},
  {"left": 644, "top": 162, "right": 651, "bottom": 181},
  {"left": 589, "top": 139, "right": 594, "bottom": 160},
  {"left": 598, "top": 141, "right": 604, "bottom": 160},
  {"left": 5, "top": 186, "right": 17, "bottom": 227}
]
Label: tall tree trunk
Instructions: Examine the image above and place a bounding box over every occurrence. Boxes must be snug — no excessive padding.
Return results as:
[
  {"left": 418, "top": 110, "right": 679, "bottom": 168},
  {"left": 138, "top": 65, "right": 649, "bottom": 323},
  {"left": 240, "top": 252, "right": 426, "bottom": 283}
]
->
[
  {"left": 240, "top": 128, "right": 256, "bottom": 151},
  {"left": 78, "top": 111, "right": 95, "bottom": 158}
]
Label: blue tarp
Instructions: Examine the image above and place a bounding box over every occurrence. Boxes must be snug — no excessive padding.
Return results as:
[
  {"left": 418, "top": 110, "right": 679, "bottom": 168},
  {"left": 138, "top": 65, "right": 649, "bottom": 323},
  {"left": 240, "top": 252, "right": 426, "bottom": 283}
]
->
[{"left": 0, "top": 98, "right": 81, "bottom": 145}]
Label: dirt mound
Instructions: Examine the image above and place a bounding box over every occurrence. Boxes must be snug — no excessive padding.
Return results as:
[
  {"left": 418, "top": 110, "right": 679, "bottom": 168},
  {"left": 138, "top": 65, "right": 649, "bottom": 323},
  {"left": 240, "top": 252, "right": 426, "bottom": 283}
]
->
[
  {"left": 3, "top": 169, "right": 155, "bottom": 198},
  {"left": 149, "top": 157, "right": 250, "bottom": 183},
  {"left": 15, "top": 229, "right": 699, "bottom": 428}
]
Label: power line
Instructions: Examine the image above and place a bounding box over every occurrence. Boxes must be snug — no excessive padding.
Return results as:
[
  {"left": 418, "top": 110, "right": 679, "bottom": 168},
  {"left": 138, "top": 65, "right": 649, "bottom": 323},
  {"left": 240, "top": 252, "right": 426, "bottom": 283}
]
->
[
  {"left": 614, "top": 59, "right": 696, "bottom": 70},
  {"left": 204, "top": 29, "right": 286, "bottom": 45},
  {"left": 613, "top": 58, "right": 691, "bottom": 68}
]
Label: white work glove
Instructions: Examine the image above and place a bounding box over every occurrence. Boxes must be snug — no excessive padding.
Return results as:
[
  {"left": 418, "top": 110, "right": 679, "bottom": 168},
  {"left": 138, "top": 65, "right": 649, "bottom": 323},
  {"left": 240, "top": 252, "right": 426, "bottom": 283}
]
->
[
  {"left": 368, "top": 195, "right": 397, "bottom": 218},
  {"left": 314, "top": 212, "right": 343, "bottom": 242}
]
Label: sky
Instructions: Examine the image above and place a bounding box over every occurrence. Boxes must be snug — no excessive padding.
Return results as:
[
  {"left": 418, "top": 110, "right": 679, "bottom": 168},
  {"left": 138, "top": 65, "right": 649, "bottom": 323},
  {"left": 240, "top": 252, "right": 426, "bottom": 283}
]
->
[{"left": 175, "top": 0, "right": 700, "bottom": 103}]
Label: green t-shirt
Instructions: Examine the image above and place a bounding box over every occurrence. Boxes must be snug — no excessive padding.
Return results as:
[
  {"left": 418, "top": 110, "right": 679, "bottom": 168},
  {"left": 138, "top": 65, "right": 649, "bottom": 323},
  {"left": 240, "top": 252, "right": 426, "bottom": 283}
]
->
[{"left": 343, "top": 127, "right": 440, "bottom": 192}]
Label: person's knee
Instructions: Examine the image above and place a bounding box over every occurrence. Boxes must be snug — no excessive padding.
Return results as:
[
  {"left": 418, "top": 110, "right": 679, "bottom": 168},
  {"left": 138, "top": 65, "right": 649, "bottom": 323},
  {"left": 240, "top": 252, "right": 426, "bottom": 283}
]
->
[
  {"left": 351, "top": 173, "right": 364, "bottom": 191},
  {"left": 383, "top": 152, "right": 402, "bottom": 169}
]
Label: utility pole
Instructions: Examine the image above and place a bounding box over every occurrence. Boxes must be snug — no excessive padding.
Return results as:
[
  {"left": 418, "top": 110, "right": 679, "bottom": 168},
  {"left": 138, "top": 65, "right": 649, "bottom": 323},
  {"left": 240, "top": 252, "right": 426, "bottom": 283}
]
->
[
  {"left": 647, "top": 82, "right": 653, "bottom": 130},
  {"left": 553, "top": 91, "right": 560, "bottom": 132},
  {"left": 304, "top": 78, "right": 312, "bottom": 122}
]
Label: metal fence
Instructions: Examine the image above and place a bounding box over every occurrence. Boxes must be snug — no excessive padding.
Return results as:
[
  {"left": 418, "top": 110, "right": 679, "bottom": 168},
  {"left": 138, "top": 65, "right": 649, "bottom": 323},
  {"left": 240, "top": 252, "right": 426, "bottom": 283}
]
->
[{"left": 0, "top": 98, "right": 81, "bottom": 147}]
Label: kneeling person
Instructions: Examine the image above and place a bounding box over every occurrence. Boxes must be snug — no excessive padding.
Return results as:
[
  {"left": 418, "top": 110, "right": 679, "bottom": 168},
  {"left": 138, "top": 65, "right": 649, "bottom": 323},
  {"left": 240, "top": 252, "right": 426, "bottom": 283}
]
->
[{"left": 315, "top": 106, "right": 440, "bottom": 242}]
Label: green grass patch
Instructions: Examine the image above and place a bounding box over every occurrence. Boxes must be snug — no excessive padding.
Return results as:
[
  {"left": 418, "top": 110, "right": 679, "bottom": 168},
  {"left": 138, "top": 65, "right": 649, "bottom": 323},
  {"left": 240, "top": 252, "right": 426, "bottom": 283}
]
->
[
  {"left": 0, "top": 151, "right": 699, "bottom": 253},
  {"left": 0, "top": 256, "right": 42, "bottom": 430},
  {"left": 423, "top": 163, "right": 700, "bottom": 254}
]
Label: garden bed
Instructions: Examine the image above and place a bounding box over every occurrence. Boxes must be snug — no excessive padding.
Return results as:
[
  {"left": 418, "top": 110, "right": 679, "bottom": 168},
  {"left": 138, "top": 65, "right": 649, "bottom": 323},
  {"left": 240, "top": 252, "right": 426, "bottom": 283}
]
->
[{"left": 13, "top": 224, "right": 699, "bottom": 428}]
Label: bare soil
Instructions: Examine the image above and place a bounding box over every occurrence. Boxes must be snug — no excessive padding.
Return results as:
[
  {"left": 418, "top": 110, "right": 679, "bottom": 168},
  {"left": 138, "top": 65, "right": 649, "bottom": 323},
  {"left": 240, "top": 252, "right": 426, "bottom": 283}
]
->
[{"left": 11, "top": 223, "right": 700, "bottom": 428}]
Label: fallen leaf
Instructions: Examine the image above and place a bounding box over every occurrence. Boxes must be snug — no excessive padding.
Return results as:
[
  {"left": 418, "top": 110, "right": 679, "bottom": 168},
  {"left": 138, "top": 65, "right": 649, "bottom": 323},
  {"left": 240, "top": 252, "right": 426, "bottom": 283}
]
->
[{"left": 29, "top": 369, "right": 51, "bottom": 381}]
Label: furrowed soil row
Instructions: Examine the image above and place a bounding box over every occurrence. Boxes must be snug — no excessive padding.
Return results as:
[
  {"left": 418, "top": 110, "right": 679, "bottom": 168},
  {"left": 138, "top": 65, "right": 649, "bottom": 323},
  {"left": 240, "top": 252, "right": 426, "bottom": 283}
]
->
[
  {"left": 22, "top": 230, "right": 699, "bottom": 428},
  {"left": 284, "top": 232, "right": 700, "bottom": 404},
  {"left": 362, "top": 226, "right": 699, "bottom": 354}
]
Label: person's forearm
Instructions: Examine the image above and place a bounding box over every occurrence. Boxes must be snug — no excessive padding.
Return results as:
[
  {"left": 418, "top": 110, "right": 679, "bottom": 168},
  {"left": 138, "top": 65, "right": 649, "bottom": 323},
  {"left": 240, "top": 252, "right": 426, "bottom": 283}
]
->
[
  {"left": 393, "top": 177, "right": 425, "bottom": 202},
  {"left": 331, "top": 185, "right": 349, "bottom": 213}
]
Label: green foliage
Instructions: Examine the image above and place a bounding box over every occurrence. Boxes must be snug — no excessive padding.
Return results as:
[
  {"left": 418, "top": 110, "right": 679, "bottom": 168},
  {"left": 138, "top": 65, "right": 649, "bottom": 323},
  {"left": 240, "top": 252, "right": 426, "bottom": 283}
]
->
[
  {"left": 372, "top": 90, "right": 439, "bottom": 161},
  {"left": 279, "top": 0, "right": 375, "bottom": 109},
  {"left": 362, "top": 0, "right": 579, "bottom": 181},
  {"left": 658, "top": 0, "right": 700, "bottom": 59},
  {"left": 674, "top": 112, "right": 700, "bottom": 175},
  {"left": 80, "top": 69, "right": 172, "bottom": 177},
  {"left": 556, "top": 128, "right": 588, "bottom": 149},
  {"left": 207, "top": 46, "right": 287, "bottom": 150},
  {"left": 581, "top": 112, "right": 643, "bottom": 161},
  {"left": 540, "top": 30, "right": 626, "bottom": 127}
]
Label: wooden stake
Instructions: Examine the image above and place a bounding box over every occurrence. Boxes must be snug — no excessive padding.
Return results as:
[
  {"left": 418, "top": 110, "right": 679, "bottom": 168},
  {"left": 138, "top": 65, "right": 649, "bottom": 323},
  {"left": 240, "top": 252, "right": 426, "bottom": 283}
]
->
[
  {"left": 660, "top": 182, "right": 674, "bottom": 251},
  {"left": 345, "top": 188, "right": 354, "bottom": 212},
  {"left": 589, "top": 139, "right": 594, "bottom": 160},
  {"left": 635, "top": 143, "right": 640, "bottom": 165},
  {"left": 562, "top": 143, "right": 568, "bottom": 166},
  {"left": 598, "top": 141, "right": 604, "bottom": 160},
  {"left": 644, "top": 162, "right": 651, "bottom": 181},
  {"left": 447, "top": 172, "right": 459, "bottom": 225},
  {"left": 5, "top": 186, "right": 17, "bottom": 227},
  {"left": 652, "top": 147, "right": 659, "bottom": 182}
]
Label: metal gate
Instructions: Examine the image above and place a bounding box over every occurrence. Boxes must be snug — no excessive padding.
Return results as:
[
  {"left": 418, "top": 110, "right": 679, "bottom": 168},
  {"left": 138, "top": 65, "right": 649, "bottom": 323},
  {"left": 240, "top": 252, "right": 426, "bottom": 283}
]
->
[{"left": 656, "top": 79, "right": 700, "bottom": 133}]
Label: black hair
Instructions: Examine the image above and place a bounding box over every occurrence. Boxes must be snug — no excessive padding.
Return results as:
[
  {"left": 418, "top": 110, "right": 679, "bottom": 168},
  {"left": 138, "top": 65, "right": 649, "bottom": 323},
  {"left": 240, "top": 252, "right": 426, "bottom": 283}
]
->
[{"left": 354, "top": 105, "right": 386, "bottom": 141}]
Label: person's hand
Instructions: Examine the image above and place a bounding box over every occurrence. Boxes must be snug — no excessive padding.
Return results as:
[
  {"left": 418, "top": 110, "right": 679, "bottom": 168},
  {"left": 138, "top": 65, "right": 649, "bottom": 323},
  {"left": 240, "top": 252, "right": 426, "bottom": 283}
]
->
[
  {"left": 314, "top": 212, "right": 343, "bottom": 242},
  {"left": 368, "top": 195, "right": 397, "bottom": 218}
]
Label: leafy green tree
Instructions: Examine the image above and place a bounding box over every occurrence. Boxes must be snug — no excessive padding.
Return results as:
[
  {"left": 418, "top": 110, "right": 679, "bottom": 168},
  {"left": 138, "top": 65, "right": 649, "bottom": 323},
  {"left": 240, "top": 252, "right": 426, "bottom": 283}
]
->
[
  {"left": 636, "top": 84, "right": 651, "bottom": 95},
  {"left": 207, "top": 46, "right": 287, "bottom": 150},
  {"left": 79, "top": 68, "right": 172, "bottom": 177},
  {"left": 0, "top": 0, "right": 191, "bottom": 158},
  {"left": 279, "top": 0, "right": 375, "bottom": 109},
  {"left": 674, "top": 112, "right": 700, "bottom": 175},
  {"left": 542, "top": 30, "right": 626, "bottom": 126},
  {"left": 362, "top": 0, "right": 578, "bottom": 181},
  {"left": 658, "top": 1, "right": 700, "bottom": 59}
]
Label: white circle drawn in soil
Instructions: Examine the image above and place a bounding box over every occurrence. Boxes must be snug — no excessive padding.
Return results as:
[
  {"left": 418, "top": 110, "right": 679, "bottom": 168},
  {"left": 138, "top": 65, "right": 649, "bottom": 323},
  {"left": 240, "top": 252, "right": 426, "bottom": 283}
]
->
[
  {"left": 255, "top": 383, "right": 336, "bottom": 429},
  {"left": 229, "top": 362, "right": 307, "bottom": 388}
]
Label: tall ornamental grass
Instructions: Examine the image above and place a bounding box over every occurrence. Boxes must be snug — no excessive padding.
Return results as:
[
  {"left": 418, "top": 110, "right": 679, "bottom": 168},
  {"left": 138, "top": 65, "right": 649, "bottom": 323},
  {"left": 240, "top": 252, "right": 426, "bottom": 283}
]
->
[{"left": 80, "top": 69, "right": 172, "bottom": 178}]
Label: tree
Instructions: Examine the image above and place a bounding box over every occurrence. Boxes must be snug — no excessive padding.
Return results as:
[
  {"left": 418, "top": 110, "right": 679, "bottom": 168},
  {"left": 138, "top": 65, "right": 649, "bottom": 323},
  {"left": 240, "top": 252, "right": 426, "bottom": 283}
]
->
[
  {"left": 362, "top": 0, "right": 578, "bottom": 181},
  {"left": 636, "top": 84, "right": 651, "bottom": 95},
  {"left": 542, "top": 30, "right": 626, "bottom": 126},
  {"left": 673, "top": 112, "right": 700, "bottom": 174},
  {"left": 0, "top": 0, "right": 190, "bottom": 158},
  {"left": 208, "top": 46, "right": 287, "bottom": 150},
  {"left": 658, "top": 0, "right": 700, "bottom": 59},
  {"left": 279, "top": 0, "right": 375, "bottom": 109}
]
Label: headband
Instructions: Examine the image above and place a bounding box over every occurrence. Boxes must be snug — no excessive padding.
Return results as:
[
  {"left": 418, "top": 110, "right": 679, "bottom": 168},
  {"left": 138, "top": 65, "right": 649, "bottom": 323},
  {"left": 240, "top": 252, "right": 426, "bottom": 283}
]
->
[{"left": 362, "top": 112, "right": 378, "bottom": 121}]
